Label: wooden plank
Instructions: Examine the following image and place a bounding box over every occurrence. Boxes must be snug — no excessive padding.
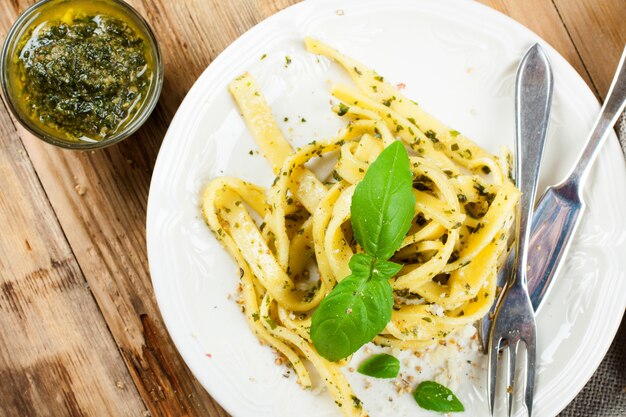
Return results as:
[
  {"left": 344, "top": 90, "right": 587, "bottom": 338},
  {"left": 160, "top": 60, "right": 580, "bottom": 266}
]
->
[
  {"left": 478, "top": 0, "right": 596, "bottom": 96},
  {"left": 0, "top": 98, "right": 146, "bottom": 415},
  {"left": 0, "top": 0, "right": 295, "bottom": 416},
  {"left": 552, "top": 0, "right": 626, "bottom": 98}
]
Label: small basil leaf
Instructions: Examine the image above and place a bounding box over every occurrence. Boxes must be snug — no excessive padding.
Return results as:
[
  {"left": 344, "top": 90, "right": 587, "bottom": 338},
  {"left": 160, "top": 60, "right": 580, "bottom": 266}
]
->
[
  {"left": 348, "top": 253, "right": 375, "bottom": 278},
  {"left": 371, "top": 259, "right": 402, "bottom": 280},
  {"left": 357, "top": 353, "right": 400, "bottom": 378},
  {"left": 351, "top": 141, "right": 415, "bottom": 260},
  {"left": 413, "top": 381, "right": 465, "bottom": 413},
  {"left": 349, "top": 255, "right": 402, "bottom": 281},
  {"left": 310, "top": 274, "right": 393, "bottom": 361}
]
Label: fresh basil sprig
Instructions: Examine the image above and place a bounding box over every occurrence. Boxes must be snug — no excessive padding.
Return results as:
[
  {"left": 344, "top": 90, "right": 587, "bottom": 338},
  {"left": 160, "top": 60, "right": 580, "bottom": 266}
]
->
[
  {"left": 357, "top": 353, "right": 400, "bottom": 378},
  {"left": 349, "top": 253, "right": 403, "bottom": 281},
  {"left": 413, "top": 381, "right": 465, "bottom": 413},
  {"left": 310, "top": 141, "right": 415, "bottom": 361}
]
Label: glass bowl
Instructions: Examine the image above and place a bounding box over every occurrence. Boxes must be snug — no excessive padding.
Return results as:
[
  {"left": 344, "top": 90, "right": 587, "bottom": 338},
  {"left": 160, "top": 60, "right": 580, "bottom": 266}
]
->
[{"left": 0, "top": 0, "right": 163, "bottom": 150}]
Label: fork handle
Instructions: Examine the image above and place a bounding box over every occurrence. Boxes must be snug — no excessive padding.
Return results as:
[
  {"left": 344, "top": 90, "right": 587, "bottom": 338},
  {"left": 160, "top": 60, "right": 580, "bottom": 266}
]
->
[{"left": 514, "top": 44, "right": 554, "bottom": 288}]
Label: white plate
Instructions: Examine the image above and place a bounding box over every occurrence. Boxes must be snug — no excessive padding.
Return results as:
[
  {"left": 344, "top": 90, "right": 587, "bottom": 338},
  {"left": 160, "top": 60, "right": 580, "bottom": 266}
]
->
[{"left": 146, "top": 1, "right": 626, "bottom": 416}]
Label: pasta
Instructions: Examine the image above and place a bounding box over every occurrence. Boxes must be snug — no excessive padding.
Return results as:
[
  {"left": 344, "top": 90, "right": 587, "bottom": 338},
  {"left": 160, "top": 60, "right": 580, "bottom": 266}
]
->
[{"left": 201, "top": 38, "right": 519, "bottom": 417}]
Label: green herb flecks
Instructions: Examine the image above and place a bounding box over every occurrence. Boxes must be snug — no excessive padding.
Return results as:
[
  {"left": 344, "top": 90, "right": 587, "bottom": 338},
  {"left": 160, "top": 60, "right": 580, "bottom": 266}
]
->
[
  {"left": 424, "top": 130, "right": 439, "bottom": 143},
  {"left": 337, "top": 102, "right": 350, "bottom": 116},
  {"left": 310, "top": 141, "right": 415, "bottom": 361},
  {"left": 357, "top": 353, "right": 400, "bottom": 378},
  {"left": 17, "top": 14, "right": 150, "bottom": 140}
]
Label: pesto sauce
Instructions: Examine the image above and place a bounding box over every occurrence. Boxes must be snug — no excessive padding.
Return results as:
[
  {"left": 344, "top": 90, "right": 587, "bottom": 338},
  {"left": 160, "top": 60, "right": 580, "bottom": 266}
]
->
[{"left": 17, "top": 14, "right": 149, "bottom": 140}]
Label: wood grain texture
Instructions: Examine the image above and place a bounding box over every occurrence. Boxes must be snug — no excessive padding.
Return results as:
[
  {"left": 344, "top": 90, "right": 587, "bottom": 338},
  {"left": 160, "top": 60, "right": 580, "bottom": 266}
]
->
[
  {"left": 0, "top": 98, "right": 146, "bottom": 416},
  {"left": 552, "top": 0, "right": 626, "bottom": 98},
  {"left": 0, "top": 0, "right": 296, "bottom": 416},
  {"left": 0, "top": 0, "right": 624, "bottom": 416},
  {"left": 477, "top": 0, "right": 595, "bottom": 94}
]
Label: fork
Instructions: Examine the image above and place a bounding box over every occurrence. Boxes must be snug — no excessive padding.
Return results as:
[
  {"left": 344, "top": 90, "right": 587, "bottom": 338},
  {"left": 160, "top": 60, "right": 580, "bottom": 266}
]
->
[{"left": 487, "top": 44, "right": 553, "bottom": 417}]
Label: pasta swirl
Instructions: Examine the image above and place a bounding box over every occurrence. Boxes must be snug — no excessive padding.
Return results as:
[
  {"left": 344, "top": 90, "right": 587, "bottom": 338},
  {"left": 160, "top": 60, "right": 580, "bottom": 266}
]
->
[{"left": 201, "top": 38, "right": 519, "bottom": 417}]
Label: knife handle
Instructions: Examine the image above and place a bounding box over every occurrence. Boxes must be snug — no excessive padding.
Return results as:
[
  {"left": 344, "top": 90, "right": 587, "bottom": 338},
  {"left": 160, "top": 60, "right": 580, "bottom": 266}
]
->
[{"left": 567, "top": 46, "right": 626, "bottom": 189}]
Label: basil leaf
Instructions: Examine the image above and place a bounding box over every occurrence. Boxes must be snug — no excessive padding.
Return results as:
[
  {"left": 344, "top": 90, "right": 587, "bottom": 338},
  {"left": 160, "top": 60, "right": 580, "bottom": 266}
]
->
[
  {"left": 351, "top": 141, "right": 415, "bottom": 260},
  {"left": 310, "top": 274, "right": 393, "bottom": 361},
  {"left": 348, "top": 253, "right": 376, "bottom": 278},
  {"left": 357, "top": 353, "right": 400, "bottom": 378},
  {"left": 371, "top": 259, "right": 402, "bottom": 280},
  {"left": 413, "top": 381, "right": 465, "bottom": 413},
  {"left": 348, "top": 254, "right": 402, "bottom": 281}
]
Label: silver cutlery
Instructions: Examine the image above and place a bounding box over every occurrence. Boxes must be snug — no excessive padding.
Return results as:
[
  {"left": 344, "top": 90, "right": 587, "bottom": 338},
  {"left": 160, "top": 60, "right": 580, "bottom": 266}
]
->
[
  {"left": 481, "top": 46, "right": 626, "bottom": 352},
  {"left": 487, "top": 44, "right": 553, "bottom": 417},
  {"left": 525, "top": 46, "right": 626, "bottom": 309}
]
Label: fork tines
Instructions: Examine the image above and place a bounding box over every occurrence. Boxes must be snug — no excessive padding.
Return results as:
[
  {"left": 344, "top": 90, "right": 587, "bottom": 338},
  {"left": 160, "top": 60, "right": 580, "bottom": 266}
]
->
[{"left": 488, "top": 283, "right": 537, "bottom": 417}]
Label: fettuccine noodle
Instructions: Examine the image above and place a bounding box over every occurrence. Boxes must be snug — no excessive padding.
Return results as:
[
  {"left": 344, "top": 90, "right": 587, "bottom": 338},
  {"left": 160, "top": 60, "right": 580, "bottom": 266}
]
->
[{"left": 201, "top": 38, "right": 520, "bottom": 417}]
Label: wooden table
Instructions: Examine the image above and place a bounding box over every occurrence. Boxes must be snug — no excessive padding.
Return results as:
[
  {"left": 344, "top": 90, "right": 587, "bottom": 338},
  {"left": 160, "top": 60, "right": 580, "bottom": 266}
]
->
[{"left": 0, "top": 1, "right": 624, "bottom": 416}]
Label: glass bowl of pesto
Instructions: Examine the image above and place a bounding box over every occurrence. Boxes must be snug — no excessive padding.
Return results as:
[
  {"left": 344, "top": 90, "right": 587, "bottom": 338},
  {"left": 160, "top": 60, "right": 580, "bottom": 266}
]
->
[{"left": 0, "top": 0, "right": 163, "bottom": 150}]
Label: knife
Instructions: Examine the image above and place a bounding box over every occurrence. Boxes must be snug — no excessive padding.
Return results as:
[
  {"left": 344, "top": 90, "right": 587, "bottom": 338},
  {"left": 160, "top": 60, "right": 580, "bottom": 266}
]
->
[{"left": 481, "top": 46, "right": 626, "bottom": 351}]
